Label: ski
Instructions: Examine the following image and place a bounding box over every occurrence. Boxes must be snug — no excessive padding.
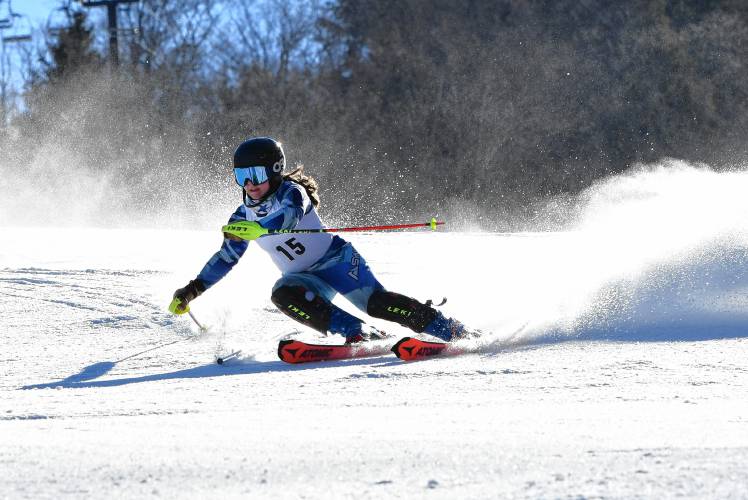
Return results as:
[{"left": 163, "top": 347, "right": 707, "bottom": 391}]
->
[
  {"left": 278, "top": 339, "right": 393, "bottom": 364},
  {"left": 391, "top": 337, "right": 465, "bottom": 361}
]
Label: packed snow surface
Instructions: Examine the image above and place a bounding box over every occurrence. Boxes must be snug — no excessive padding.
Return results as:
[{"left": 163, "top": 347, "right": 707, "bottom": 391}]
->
[{"left": 2, "top": 163, "right": 748, "bottom": 498}]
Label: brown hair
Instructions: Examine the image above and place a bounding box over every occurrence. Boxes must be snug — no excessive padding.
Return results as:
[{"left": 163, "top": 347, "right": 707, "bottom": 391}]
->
[{"left": 283, "top": 165, "right": 320, "bottom": 207}]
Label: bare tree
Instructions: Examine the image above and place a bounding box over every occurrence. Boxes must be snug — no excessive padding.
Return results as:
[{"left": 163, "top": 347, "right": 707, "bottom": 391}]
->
[
  {"left": 119, "top": 0, "right": 222, "bottom": 81},
  {"left": 216, "top": 0, "right": 321, "bottom": 82}
]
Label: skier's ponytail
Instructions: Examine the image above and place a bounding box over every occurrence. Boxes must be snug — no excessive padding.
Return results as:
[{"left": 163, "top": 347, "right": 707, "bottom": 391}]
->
[{"left": 283, "top": 165, "right": 320, "bottom": 207}]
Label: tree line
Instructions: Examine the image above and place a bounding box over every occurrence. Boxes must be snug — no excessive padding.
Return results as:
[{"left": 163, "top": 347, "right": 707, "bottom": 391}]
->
[{"left": 2, "top": 0, "right": 747, "bottom": 229}]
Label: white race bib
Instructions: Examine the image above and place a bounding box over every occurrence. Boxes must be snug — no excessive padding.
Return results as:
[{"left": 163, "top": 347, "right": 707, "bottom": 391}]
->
[{"left": 253, "top": 206, "right": 333, "bottom": 273}]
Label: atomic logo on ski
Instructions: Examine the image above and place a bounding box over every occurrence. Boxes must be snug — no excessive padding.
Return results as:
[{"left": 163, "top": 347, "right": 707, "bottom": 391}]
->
[
  {"left": 277, "top": 337, "right": 465, "bottom": 364},
  {"left": 284, "top": 348, "right": 301, "bottom": 357},
  {"left": 391, "top": 337, "right": 462, "bottom": 361},
  {"left": 300, "top": 347, "right": 335, "bottom": 359},
  {"left": 277, "top": 339, "right": 393, "bottom": 364}
]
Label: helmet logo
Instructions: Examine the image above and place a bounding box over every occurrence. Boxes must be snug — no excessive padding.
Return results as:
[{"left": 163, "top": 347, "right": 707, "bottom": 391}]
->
[{"left": 272, "top": 158, "right": 284, "bottom": 173}]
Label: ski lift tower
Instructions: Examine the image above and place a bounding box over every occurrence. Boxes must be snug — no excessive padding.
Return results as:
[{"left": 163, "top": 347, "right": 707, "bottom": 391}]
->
[{"left": 79, "top": 0, "right": 137, "bottom": 67}]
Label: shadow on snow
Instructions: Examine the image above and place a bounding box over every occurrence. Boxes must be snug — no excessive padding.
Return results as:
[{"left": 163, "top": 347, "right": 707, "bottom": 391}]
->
[
  {"left": 20, "top": 354, "right": 397, "bottom": 390},
  {"left": 20, "top": 324, "right": 748, "bottom": 390}
]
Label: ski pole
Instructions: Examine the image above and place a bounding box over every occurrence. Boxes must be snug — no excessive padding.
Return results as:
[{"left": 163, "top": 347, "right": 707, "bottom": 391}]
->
[
  {"left": 282, "top": 217, "right": 443, "bottom": 233},
  {"left": 271, "top": 218, "right": 444, "bottom": 234},
  {"left": 187, "top": 310, "right": 208, "bottom": 333},
  {"left": 223, "top": 218, "right": 444, "bottom": 239}
]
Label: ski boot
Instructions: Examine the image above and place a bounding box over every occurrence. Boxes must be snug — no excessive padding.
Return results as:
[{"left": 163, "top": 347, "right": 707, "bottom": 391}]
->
[
  {"left": 345, "top": 324, "right": 388, "bottom": 344},
  {"left": 423, "top": 313, "right": 478, "bottom": 342}
]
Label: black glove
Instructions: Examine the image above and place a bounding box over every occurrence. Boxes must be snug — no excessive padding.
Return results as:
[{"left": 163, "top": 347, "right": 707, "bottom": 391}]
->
[{"left": 168, "top": 279, "right": 206, "bottom": 315}]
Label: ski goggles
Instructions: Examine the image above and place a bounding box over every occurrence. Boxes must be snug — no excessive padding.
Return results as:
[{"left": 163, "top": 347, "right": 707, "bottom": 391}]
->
[{"left": 234, "top": 166, "right": 269, "bottom": 186}]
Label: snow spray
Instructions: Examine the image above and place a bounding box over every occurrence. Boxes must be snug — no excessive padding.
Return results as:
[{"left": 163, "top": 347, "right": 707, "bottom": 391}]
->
[{"left": 488, "top": 160, "right": 748, "bottom": 344}]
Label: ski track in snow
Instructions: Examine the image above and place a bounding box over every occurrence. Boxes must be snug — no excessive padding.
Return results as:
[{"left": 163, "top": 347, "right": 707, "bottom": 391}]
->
[
  {"left": 3, "top": 165, "right": 748, "bottom": 498},
  {"left": 2, "top": 230, "right": 748, "bottom": 499}
]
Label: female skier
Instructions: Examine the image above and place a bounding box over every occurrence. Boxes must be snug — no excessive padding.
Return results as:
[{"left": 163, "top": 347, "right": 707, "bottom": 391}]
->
[{"left": 169, "top": 137, "right": 467, "bottom": 343}]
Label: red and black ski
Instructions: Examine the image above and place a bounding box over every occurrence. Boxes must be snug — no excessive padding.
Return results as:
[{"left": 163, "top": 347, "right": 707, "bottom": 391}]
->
[
  {"left": 278, "top": 339, "right": 393, "bottom": 364},
  {"left": 390, "top": 337, "right": 465, "bottom": 361}
]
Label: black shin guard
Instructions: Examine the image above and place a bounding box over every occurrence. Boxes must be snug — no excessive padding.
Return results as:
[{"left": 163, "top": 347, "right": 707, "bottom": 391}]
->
[
  {"left": 271, "top": 286, "right": 332, "bottom": 333},
  {"left": 366, "top": 290, "right": 437, "bottom": 333}
]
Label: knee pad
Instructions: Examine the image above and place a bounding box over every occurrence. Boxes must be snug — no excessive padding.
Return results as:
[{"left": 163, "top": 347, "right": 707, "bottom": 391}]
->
[
  {"left": 271, "top": 286, "right": 331, "bottom": 333},
  {"left": 366, "top": 290, "right": 437, "bottom": 333}
]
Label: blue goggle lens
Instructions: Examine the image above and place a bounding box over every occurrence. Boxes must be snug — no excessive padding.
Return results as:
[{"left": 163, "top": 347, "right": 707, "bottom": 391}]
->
[{"left": 234, "top": 166, "right": 269, "bottom": 186}]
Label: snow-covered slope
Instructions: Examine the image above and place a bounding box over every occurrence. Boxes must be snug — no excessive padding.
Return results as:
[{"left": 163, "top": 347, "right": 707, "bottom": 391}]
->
[{"left": 2, "top": 163, "right": 748, "bottom": 498}]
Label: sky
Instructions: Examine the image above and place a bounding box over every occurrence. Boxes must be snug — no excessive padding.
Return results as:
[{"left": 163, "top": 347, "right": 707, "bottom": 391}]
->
[
  {"left": 3, "top": 1, "right": 106, "bottom": 37},
  {"left": 1, "top": 1, "right": 54, "bottom": 98},
  {"left": 4, "top": 0, "right": 60, "bottom": 25},
  {"left": 1, "top": 0, "right": 105, "bottom": 101}
]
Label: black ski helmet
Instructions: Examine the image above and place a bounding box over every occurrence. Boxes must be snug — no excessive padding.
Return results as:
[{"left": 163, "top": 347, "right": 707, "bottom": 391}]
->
[{"left": 233, "top": 137, "right": 285, "bottom": 198}]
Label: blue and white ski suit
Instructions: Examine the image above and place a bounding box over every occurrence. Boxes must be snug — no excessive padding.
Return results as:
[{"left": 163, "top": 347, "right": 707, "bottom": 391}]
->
[{"left": 195, "top": 180, "right": 384, "bottom": 338}]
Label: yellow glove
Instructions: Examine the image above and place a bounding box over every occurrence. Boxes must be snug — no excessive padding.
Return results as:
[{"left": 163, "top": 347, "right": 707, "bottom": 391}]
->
[
  {"left": 221, "top": 221, "right": 269, "bottom": 241},
  {"left": 168, "top": 279, "right": 205, "bottom": 315},
  {"left": 168, "top": 297, "right": 190, "bottom": 315}
]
